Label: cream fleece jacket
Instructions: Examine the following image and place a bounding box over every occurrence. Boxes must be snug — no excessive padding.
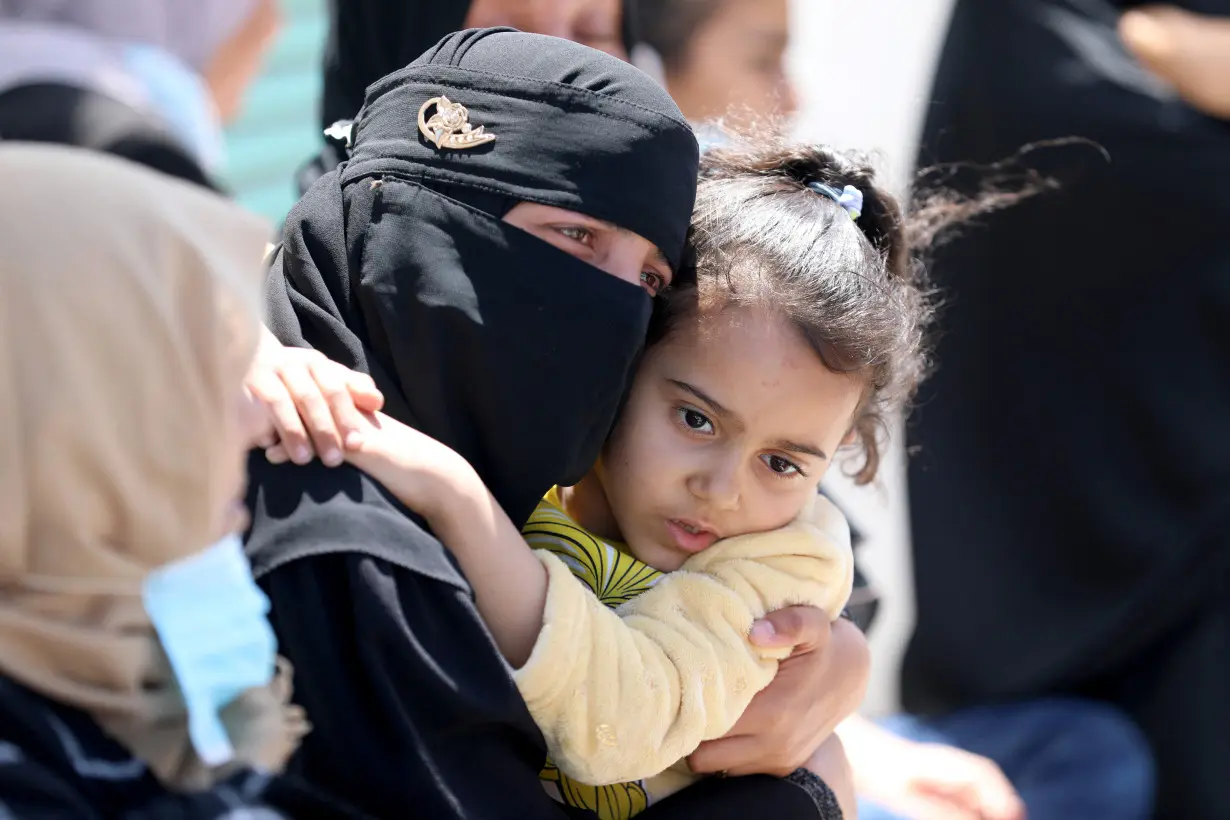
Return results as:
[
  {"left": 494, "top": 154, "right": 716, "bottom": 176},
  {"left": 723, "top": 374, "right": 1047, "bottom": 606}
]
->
[{"left": 514, "top": 494, "right": 854, "bottom": 789}]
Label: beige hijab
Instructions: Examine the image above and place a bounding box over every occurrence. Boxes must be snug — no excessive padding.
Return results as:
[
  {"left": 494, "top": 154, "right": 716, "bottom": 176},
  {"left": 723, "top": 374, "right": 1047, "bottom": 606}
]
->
[{"left": 0, "top": 144, "right": 305, "bottom": 790}]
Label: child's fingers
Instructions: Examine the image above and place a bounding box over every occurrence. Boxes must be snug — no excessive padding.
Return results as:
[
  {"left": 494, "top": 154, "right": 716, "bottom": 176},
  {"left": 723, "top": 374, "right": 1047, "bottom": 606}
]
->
[{"left": 264, "top": 444, "right": 291, "bottom": 464}]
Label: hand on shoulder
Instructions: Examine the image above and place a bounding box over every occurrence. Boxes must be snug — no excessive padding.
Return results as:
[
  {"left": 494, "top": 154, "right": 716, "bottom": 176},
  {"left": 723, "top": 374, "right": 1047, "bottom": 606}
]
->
[
  {"left": 1121, "top": 6, "right": 1230, "bottom": 118},
  {"left": 245, "top": 330, "right": 384, "bottom": 467}
]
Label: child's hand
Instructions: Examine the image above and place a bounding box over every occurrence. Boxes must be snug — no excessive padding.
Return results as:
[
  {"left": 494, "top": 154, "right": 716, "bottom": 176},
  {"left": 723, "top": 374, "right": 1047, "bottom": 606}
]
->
[
  {"left": 246, "top": 330, "right": 384, "bottom": 467},
  {"left": 340, "top": 414, "right": 548, "bottom": 668},
  {"left": 343, "top": 412, "right": 481, "bottom": 524},
  {"left": 690, "top": 613, "right": 868, "bottom": 778}
]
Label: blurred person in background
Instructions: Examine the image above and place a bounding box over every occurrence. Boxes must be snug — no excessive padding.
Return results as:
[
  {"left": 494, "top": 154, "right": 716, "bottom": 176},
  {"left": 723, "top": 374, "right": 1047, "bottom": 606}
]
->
[
  {"left": 297, "top": 0, "right": 627, "bottom": 193},
  {"left": 298, "top": 0, "right": 797, "bottom": 191},
  {"left": 0, "top": 144, "right": 356, "bottom": 820},
  {"left": 319, "top": 0, "right": 626, "bottom": 135},
  {"left": 0, "top": 0, "right": 279, "bottom": 189},
  {"left": 880, "top": 0, "right": 1229, "bottom": 818},
  {"left": 1119, "top": 4, "right": 1230, "bottom": 118},
  {"left": 627, "top": 0, "right": 796, "bottom": 135}
]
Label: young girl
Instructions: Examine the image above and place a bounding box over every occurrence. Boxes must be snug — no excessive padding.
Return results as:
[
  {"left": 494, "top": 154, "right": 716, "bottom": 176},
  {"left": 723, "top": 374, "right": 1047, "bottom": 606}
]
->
[{"left": 337, "top": 137, "right": 932, "bottom": 820}]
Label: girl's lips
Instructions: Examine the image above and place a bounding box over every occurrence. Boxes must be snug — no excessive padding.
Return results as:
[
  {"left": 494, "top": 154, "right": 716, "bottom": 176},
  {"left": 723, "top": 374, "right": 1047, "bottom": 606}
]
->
[{"left": 666, "top": 519, "right": 719, "bottom": 553}]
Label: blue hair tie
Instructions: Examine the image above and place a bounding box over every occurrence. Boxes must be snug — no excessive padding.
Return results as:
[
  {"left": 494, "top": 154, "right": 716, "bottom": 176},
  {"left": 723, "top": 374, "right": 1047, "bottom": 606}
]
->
[{"left": 807, "top": 182, "right": 864, "bottom": 222}]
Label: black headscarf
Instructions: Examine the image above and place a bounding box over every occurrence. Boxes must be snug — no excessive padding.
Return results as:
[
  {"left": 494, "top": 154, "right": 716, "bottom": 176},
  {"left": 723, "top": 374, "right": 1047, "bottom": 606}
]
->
[{"left": 266, "top": 27, "right": 698, "bottom": 531}]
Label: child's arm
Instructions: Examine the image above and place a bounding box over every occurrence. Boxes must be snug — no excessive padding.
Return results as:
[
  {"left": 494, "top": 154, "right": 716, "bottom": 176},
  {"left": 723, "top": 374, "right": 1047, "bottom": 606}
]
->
[
  {"left": 346, "top": 412, "right": 854, "bottom": 786},
  {"left": 343, "top": 412, "right": 549, "bottom": 667},
  {"left": 513, "top": 494, "right": 855, "bottom": 786}
]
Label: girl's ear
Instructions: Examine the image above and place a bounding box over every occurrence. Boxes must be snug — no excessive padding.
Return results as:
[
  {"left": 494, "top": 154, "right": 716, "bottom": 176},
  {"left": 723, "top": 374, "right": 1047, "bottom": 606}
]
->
[{"left": 840, "top": 427, "right": 859, "bottom": 447}]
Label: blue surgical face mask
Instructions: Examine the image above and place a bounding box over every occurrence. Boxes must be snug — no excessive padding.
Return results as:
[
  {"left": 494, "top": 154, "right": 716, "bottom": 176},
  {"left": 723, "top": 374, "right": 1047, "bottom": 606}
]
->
[{"left": 142, "top": 533, "right": 276, "bottom": 766}]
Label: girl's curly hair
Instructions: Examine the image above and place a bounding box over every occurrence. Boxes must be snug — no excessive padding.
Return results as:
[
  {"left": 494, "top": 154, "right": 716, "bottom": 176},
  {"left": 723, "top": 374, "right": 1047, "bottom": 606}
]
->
[{"left": 650, "top": 136, "right": 1034, "bottom": 484}]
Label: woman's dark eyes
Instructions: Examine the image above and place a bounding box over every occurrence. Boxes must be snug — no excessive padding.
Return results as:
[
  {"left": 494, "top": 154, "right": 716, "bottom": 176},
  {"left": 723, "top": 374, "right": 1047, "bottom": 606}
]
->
[{"left": 640, "top": 271, "right": 666, "bottom": 295}]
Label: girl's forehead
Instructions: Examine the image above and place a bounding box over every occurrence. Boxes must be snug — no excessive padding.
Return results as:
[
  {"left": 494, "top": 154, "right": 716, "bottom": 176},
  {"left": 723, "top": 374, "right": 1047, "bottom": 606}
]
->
[
  {"left": 649, "top": 303, "right": 864, "bottom": 435},
  {"left": 654, "top": 306, "right": 860, "bottom": 397}
]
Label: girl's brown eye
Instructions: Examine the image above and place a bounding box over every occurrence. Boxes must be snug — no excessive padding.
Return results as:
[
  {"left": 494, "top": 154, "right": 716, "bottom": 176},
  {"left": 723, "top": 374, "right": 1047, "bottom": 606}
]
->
[
  {"left": 760, "top": 453, "right": 806, "bottom": 478},
  {"left": 640, "top": 271, "right": 664, "bottom": 295}
]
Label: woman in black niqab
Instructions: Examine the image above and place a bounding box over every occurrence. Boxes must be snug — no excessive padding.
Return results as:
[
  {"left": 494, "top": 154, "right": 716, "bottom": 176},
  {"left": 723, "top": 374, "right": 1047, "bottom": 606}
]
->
[{"left": 246, "top": 28, "right": 838, "bottom": 820}]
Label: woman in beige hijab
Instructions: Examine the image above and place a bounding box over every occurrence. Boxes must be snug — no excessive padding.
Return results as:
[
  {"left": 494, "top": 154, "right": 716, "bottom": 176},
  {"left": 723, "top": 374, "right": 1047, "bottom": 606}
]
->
[{"left": 0, "top": 144, "right": 328, "bottom": 817}]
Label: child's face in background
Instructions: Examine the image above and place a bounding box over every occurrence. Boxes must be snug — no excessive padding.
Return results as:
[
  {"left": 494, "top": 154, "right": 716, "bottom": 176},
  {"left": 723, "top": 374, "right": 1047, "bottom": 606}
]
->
[
  {"left": 597, "top": 306, "right": 863, "bottom": 572},
  {"left": 662, "top": 0, "right": 797, "bottom": 129}
]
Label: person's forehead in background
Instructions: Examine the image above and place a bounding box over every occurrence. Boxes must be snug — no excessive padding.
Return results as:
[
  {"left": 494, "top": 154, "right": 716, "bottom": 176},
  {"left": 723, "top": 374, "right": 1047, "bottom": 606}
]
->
[
  {"left": 638, "top": 0, "right": 796, "bottom": 127},
  {"left": 465, "top": 0, "right": 625, "bottom": 57}
]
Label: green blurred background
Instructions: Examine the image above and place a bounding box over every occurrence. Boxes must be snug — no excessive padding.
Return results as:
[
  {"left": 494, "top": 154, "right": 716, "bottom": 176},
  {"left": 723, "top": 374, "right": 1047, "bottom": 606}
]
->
[{"left": 221, "top": 0, "right": 325, "bottom": 224}]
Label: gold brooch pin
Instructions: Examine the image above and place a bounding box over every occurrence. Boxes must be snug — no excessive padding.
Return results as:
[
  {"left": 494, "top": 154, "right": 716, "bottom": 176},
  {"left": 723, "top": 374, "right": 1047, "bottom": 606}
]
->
[{"left": 417, "top": 96, "right": 496, "bottom": 151}]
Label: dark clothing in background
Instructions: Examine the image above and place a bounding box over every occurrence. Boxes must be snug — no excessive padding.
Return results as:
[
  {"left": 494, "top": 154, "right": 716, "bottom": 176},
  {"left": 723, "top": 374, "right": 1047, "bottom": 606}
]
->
[
  {"left": 905, "top": 0, "right": 1230, "bottom": 816},
  {"left": 0, "top": 83, "right": 216, "bottom": 190},
  {"left": 302, "top": 0, "right": 644, "bottom": 196},
  {"left": 248, "top": 29, "right": 838, "bottom": 819},
  {"left": 319, "top": 0, "right": 647, "bottom": 133},
  {"left": 0, "top": 675, "right": 357, "bottom": 819},
  {"left": 301, "top": 0, "right": 471, "bottom": 194},
  {"left": 319, "top": 0, "right": 470, "bottom": 132}
]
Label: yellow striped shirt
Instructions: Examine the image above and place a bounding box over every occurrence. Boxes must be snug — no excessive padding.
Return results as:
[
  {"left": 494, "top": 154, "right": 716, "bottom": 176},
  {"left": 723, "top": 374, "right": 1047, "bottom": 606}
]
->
[{"left": 521, "top": 488, "right": 662, "bottom": 820}]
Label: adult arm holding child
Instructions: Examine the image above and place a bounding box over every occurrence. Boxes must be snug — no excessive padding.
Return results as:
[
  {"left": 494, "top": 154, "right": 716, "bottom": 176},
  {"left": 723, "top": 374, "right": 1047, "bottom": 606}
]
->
[
  {"left": 248, "top": 311, "right": 870, "bottom": 795},
  {"left": 345, "top": 410, "right": 856, "bottom": 786}
]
